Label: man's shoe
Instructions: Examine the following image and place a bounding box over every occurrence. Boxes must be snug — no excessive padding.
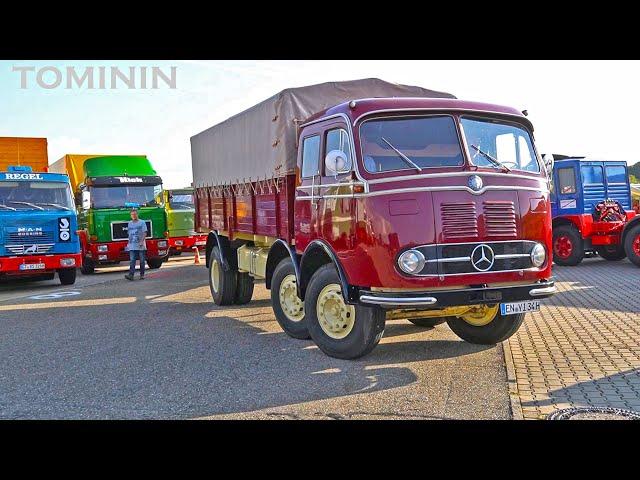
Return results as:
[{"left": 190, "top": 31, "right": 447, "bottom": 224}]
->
[
  {"left": 140, "top": 275, "right": 145, "bottom": 280},
  {"left": 124, "top": 274, "right": 134, "bottom": 281}
]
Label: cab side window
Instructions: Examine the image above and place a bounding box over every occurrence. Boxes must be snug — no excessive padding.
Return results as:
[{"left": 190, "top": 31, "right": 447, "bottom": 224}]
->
[
  {"left": 301, "top": 135, "right": 321, "bottom": 178},
  {"left": 581, "top": 165, "right": 603, "bottom": 184},
  {"left": 606, "top": 165, "right": 627, "bottom": 184},
  {"left": 324, "top": 128, "right": 352, "bottom": 175},
  {"left": 557, "top": 167, "right": 576, "bottom": 194}
]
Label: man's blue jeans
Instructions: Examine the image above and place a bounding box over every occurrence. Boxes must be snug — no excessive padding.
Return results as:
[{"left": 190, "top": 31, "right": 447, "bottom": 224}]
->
[{"left": 129, "top": 250, "right": 146, "bottom": 277}]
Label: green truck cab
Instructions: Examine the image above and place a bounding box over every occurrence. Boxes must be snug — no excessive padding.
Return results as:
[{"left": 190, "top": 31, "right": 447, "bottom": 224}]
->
[
  {"left": 50, "top": 154, "right": 169, "bottom": 273},
  {"left": 163, "top": 188, "right": 206, "bottom": 255}
]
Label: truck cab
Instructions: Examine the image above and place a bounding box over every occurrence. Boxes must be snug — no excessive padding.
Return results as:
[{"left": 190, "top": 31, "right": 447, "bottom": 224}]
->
[
  {"left": 163, "top": 188, "right": 207, "bottom": 255},
  {"left": 0, "top": 166, "right": 81, "bottom": 284},
  {"left": 550, "top": 156, "right": 639, "bottom": 266}
]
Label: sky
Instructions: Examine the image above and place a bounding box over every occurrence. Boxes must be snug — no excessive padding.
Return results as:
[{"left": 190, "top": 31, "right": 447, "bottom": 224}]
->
[{"left": 1, "top": 60, "right": 638, "bottom": 188}]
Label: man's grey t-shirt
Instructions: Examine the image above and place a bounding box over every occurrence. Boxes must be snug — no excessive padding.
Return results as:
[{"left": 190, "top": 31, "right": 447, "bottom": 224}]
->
[{"left": 127, "top": 219, "right": 148, "bottom": 251}]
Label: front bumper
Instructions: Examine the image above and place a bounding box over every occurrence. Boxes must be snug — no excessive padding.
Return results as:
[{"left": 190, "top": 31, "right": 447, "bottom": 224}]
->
[
  {"left": 168, "top": 235, "right": 207, "bottom": 252},
  {"left": 0, "top": 253, "right": 83, "bottom": 275},
  {"left": 359, "top": 279, "right": 556, "bottom": 308},
  {"left": 86, "top": 240, "right": 169, "bottom": 263}
]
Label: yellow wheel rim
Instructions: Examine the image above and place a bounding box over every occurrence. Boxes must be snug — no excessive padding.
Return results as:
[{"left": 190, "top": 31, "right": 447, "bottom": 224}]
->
[
  {"left": 460, "top": 304, "right": 499, "bottom": 326},
  {"left": 316, "top": 284, "right": 355, "bottom": 339},
  {"left": 279, "top": 274, "right": 304, "bottom": 322},
  {"left": 210, "top": 258, "right": 220, "bottom": 293}
]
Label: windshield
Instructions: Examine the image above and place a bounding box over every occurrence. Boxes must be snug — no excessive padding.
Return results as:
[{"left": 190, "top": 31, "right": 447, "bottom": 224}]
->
[
  {"left": 169, "top": 193, "right": 194, "bottom": 210},
  {"left": 461, "top": 117, "right": 540, "bottom": 173},
  {"left": 359, "top": 116, "right": 464, "bottom": 173},
  {"left": 89, "top": 185, "right": 163, "bottom": 209},
  {"left": 0, "top": 181, "right": 74, "bottom": 211}
]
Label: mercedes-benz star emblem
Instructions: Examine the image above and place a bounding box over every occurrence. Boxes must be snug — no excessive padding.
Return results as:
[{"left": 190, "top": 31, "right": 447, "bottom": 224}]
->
[
  {"left": 468, "top": 175, "right": 483, "bottom": 192},
  {"left": 471, "top": 244, "right": 495, "bottom": 272}
]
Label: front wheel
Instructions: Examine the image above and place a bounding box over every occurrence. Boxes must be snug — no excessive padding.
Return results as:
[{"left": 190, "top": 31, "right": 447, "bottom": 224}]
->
[
  {"left": 446, "top": 305, "right": 524, "bottom": 344},
  {"left": 597, "top": 245, "right": 626, "bottom": 261},
  {"left": 624, "top": 224, "right": 640, "bottom": 267},
  {"left": 305, "top": 264, "right": 385, "bottom": 359},
  {"left": 58, "top": 268, "right": 77, "bottom": 285},
  {"left": 270, "top": 258, "right": 309, "bottom": 339},
  {"left": 552, "top": 225, "right": 584, "bottom": 266},
  {"left": 147, "top": 257, "right": 164, "bottom": 269}
]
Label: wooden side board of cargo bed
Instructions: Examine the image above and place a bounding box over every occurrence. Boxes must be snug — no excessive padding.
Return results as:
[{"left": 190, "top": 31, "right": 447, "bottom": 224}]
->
[
  {"left": 0, "top": 137, "right": 48, "bottom": 172},
  {"left": 194, "top": 175, "right": 296, "bottom": 244}
]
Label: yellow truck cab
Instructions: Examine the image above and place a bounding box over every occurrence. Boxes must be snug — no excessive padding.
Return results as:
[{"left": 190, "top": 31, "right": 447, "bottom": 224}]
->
[{"left": 163, "top": 188, "right": 206, "bottom": 255}]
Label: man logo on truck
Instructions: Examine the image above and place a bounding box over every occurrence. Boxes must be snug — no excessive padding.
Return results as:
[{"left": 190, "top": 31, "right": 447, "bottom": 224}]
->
[{"left": 58, "top": 217, "right": 71, "bottom": 242}]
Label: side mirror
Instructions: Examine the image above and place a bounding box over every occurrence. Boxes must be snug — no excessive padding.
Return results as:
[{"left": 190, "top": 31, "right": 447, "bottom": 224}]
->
[
  {"left": 324, "top": 150, "right": 351, "bottom": 177},
  {"left": 543, "top": 154, "right": 555, "bottom": 178}
]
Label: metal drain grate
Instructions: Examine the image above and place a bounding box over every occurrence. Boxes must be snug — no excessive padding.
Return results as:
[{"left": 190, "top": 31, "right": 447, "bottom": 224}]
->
[{"left": 547, "top": 407, "right": 640, "bottom": 420}]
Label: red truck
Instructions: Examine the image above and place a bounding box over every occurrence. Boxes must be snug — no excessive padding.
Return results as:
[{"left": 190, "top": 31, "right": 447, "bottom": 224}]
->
[{"left": 191, "top": 79, "right": 556, "bottom": 359}]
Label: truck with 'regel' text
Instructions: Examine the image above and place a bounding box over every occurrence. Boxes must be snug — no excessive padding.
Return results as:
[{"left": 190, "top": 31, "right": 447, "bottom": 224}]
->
[
  {"left": 191, "top": 78, "right": 557, "bottom": 359},
  {"left": 49, "top": 154, "right": 169, "bottom": 273},
  {"left": 0, "top": 137, "right": 81, "bottom": 284}
]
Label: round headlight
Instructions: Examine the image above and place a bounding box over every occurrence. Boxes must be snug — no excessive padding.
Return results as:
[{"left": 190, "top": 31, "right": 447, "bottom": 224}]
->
[
  {"left": 398, "top": 249, "right": 426, "bottom": 274},
  {"left": 531, "top": 243, "right": 546, "bottom": 267}
]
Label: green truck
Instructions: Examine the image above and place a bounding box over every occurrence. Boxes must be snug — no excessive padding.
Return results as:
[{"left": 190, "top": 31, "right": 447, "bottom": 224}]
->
[
  {"left": 163, "top": 188, "right": 207, "bottom": 255},
  {"left": 49, "top": 154, "right": 169, "bottom": 273}
]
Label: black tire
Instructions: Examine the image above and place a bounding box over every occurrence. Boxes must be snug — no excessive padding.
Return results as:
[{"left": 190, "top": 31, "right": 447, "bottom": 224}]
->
[
  {"left": 270, "top": 258, "right": 309, "bottom": 339},
  {"left": 407, "top": 316, "right": 447, "bottom": 327},
  {"left": 624, "top": 224, "right": 640, "bottom": 267},
  {"left": 447, "top": 309, "right": 525, "bottom": 344},
  {"left": 234, "top": 272, "right": 254, "bottom": 305},
  {"left": 305, "top": 264, "right": 385, "bottom": 359},
  {"left": 58, "top": 268, "right": 77, "bottom": 285},
  {"left": 147, "top": 257, "right": 164, "bottom": 269},
  {"left": 80, "top": 258, "right": 95, "bottom": 275},
  {"left": 597, "top": 245, "right": 626, "bottom": 261},
  {"left": 552, "top": 225, "right": 584, "bottom": 266},
  {"left": 208, "top": 246, "right": 236, "bottom": 305}
]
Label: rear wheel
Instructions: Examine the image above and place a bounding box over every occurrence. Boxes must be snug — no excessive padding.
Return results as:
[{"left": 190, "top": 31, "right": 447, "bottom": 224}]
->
[
  {"left": 305, "top": 264, "right": 385, "bottom": 359},
  {"left": 58, "top": 268, "right": 77, "bottom": 285},
  {"left": 80, "top": 258, "right": 95, "bottom": 275},
  {"left": 208, "top": 246, "right": 236, "bottom": 305},
  {"left": 597, "top": 245, "right": 626, "bottom": 261},
  {"left": 552, "top": 225, "right": 584, "bottom": 266},
  {"left": 270, "top": 258, "right": 309, "bottom": 339},
  {"left": 624, "top": 224, "right": 640, "bottom": 267},
  {"left": 446, "top": 305, "right": 524, "bottom": 344},
  {"left": 407, "top": 316, "right": 447, "bottom": 327},
  {"left": 147, "top": 257, "right": 164, "bottom": 269},
  {"left": 234, "top": 272, "right": 254, "bottom": 305}
]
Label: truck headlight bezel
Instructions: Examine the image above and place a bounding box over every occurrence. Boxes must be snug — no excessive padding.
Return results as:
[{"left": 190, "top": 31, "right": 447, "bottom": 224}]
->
[
  {"left": 531, "top": 243, "right": 546, "bottom": 267},
  {"left": 97, "top": 245, "right": 108, "bottom": 252},
  {"left": 157, "top": 240, "right": 168, "bottom": 248},
  {"left": 60, "top": 258, "right": 76, "bottom": 267},
  {"left": 398, "top": 249, "right": 426, "bottom": 275}
]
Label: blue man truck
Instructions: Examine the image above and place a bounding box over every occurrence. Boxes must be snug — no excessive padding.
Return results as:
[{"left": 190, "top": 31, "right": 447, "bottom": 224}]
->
[
  {"left": 550, "top": 155, "right": 639, "bottom": 267},
  {"left": 0, "top": 137, "right": 81, "bottom": 284}
]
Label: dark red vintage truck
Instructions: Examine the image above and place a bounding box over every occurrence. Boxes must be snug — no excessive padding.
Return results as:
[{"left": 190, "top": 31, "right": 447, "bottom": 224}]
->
[{"left": 191, "top": 78, "right": 556, "bottom": 359}]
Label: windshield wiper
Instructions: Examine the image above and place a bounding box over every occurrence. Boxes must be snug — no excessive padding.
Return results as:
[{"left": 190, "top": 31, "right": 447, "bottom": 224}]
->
[
  {"left": 470, "top": 145, "right": 511, "bottom": 172},
  {"left": 381, "top": 137, "right": 423, "bottom": 172},
  {"left": 7, "top": 201, "right": 44, "bottom": 210},
  {"left": 34, "top": 203, "right": 70, "bottom": 210},
  {"left": 0, "top": 204, "right": 17, "bottom": 211}
]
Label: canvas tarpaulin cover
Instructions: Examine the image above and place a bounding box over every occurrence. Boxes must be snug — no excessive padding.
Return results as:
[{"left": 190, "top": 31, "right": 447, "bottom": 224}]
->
[{"left": 190, "top": 78, "right": 455, "bottom": 187}]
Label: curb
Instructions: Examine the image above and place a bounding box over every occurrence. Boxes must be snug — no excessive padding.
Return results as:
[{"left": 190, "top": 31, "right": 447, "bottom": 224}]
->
[{"left": 502, "top": 339, "right": 523, "bottom": 420}]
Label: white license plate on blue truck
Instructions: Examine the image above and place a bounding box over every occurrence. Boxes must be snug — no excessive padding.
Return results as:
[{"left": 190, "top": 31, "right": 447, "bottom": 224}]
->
[
  {"left": 19, "top": 263, "right": 46, "bottom": 271},
  {"left": 500, "top": 300, "right": 540, "bottom": 315}
]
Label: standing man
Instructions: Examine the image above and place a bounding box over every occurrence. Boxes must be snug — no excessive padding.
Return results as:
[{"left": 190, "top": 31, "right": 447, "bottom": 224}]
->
[{"left": 124, "top": 208, "right": 147, "bottom": 281}]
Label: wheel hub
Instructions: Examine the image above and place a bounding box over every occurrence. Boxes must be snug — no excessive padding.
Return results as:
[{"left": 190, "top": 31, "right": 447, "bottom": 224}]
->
[
  {"left": 554, "top": 235, "right": 573, "bottom": 259},
  {"left": 460, "top": 304, "right": 499, "bottom": 326},
  {"left": 210, "top": 258, "right": 220, "bottom": 293},
  {"left": 279, "top": 274, "right": 304, "bottom": 322},
  {"left": 316, "top": 284, "right": 355, "bottom": 339},
  {"left": 633, "top": 234, "right": 640, "bottom": 257}
]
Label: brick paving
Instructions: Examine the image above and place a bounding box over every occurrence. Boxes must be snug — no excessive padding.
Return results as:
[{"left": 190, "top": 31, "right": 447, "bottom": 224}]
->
[{"left": 506, "top": 257, "right": 640, "bottom": 419}]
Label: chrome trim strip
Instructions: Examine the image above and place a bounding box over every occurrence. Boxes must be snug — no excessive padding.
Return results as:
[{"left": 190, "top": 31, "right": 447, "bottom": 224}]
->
[
  {"left": 529, "top": 285, "right": 557, "bottom": 296},
  {"left": 412, "top": 267, "right": 541, "bottom": 277},
  {"left": 366, "top": 170, "right": 545, "bottom": 185},
  {"left": 359, "top": 294, "right": 438, "bottom": 306},
  {"left": 296, "top": 182, "right": 363, "bottom": 190},
  {"left": 426, "top": 256, "right": 470, "bottom": 263},
  {"left": 495, "top": 253, "right": 530, "bottom": 259}
]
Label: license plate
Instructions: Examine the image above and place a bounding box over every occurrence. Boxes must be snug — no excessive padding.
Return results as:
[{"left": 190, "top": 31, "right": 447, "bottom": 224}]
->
[
  {"left": 175, "top": 240, "right": 184, "bottom": 246},
  {"left": 195, "top": 241, "right": 206, "bottom": 246},
  {"left": 500, "top": 300, "right": 540, "bottom": 315},
  {"left": 20, "top": 263, "right": 46, "bottom": 271}
]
